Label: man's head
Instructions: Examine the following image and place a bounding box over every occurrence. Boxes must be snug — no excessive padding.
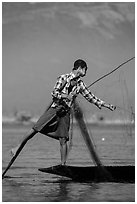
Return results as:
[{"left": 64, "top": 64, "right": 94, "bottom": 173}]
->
[{"left": 73, "top": 59, "right": 88, "bottom": 77}]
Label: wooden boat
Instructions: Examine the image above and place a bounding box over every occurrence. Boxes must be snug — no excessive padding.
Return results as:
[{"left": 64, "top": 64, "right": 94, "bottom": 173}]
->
[{"left": 39, "top": 165, "right": 135, "bottom": 183}]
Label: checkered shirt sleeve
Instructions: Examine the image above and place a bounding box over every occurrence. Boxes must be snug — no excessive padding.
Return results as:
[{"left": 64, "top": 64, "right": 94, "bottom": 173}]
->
[
  {"left": 51, "top": 75, "right": 66, "bottom": 99},
  {"left": 79, "top": 80, "right": 105, "bottom": 109}
]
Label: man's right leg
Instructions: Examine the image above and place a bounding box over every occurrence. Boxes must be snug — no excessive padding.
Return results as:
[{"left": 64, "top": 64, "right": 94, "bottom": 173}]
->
[
  {"left": 11, "top": 129, "right": 37, "bottom": 156},
  {"left": 59, "top": 138, "right": 68, "bottom": 165}
]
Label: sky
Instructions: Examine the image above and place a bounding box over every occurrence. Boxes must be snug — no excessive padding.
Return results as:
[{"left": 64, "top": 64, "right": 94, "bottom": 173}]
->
[{"left": 2, "top": 2, "right": 135, "bottom": 119}]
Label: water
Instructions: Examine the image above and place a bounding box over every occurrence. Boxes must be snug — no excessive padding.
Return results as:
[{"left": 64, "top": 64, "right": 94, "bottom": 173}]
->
[{"left": 2, "top": 123, "right": 135, "bottom": 202}]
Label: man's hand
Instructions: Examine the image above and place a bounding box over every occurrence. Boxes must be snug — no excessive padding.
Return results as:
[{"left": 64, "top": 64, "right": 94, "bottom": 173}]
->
[
  {"left": 61, "top": 92, "right": 76, "bottom": 101},
  {"left": 61, "top": 93, "right": 72, "bottom": 101},
  {"left": 61, "top": 93, "right": 68, "bottom": 99},
  {"left": 103, "top": 103, "right": 116, "bottom": 111},
  {"left": 109, "top": 104, "right": 116, "bottom": 111}
]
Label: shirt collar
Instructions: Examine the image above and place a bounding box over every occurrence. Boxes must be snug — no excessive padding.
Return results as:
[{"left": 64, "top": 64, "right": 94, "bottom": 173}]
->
[{"left": 70, "top": 72, "right": 80, "bottom": 81}]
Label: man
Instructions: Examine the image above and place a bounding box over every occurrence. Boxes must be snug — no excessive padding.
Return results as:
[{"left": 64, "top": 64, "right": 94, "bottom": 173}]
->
[{"left": 10, "top": 59, "right": 116, "bottom": 166}]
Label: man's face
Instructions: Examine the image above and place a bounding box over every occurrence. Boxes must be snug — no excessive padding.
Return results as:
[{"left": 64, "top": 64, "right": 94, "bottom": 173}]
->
[{"left": 79, "top": 66, "right": 87, "bottom": 77}]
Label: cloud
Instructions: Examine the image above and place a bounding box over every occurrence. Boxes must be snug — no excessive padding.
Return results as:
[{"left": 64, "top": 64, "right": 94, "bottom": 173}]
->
[
  {"left": 115, "top": 2, "right": 135, "bottom": 23},
  {"left": 69, "top": 3, "right": 134, "bottom": 38},
  {"left": 75, "top": 12, "right": 98, "bottom": 28},
  {"left": 2, "top": 2, "right": 135, "bottom": 39},
  {"left": 2, "top": 3, "right": 57, "bottom": 24}
]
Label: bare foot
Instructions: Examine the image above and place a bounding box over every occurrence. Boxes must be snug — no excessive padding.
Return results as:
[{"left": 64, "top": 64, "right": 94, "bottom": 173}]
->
[
  {"left": 60, "top": 162, "right": 66, "bottom": 166},
  {"left": 10, "top": 145, "right": 19, "bottom": 157}
]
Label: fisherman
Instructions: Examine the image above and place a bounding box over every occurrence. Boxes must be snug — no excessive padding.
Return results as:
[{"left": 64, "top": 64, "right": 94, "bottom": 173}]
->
[{"left": 10, "top": 59, "right": 116, "bottom": 166}]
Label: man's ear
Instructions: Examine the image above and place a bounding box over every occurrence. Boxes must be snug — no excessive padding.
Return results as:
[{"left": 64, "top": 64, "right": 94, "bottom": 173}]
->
[{"left": 77, "top": 66, "right": 81, "bottom": 71}]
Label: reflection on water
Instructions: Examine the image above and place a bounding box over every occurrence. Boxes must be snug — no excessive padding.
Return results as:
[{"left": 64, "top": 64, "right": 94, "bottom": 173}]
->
[{"left": 2, "top": 124, "right": 135, "bottom": 201}]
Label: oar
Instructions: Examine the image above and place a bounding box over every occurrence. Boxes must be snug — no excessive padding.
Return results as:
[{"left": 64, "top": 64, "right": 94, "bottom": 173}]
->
[
  {"left": 2, "top": 102, "right": 55, "bottom": 179},
  {"left": 2, "top": 122, "right": 55, "bottom": 179},
  {"left": 2, "top": 142, "right": 26, "bottom": 179},
  {"left": 2, "top": 129, "right": 36, "bottom": 179}
]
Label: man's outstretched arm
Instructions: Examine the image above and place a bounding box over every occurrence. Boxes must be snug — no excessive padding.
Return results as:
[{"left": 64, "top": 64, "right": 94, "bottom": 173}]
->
[
  {"left": 80, "top": 80, "right": 116, "bottom": 111},
  {"left": 101, "top": 102, "right": 116, "bottom": 111}
]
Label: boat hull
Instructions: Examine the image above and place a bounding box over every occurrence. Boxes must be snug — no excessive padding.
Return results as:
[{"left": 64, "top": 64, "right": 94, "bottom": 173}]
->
[{"left": 39, "top": 165, "right": 135, "bottom": 183}]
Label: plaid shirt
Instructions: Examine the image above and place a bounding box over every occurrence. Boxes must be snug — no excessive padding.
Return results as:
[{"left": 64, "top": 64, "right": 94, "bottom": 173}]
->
[{"left": 51, "top": 72, "right": 105, "bottom": 108}]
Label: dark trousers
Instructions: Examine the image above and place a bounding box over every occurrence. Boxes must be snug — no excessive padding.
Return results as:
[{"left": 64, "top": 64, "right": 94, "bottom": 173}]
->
[{"left": 33, "top": 106, "right": 70, "bottom": 141}]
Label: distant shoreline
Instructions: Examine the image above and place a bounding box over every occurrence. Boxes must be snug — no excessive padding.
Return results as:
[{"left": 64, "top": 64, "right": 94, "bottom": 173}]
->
[{"left": 2, "top": 119, "right": 135, "bottom": 130}]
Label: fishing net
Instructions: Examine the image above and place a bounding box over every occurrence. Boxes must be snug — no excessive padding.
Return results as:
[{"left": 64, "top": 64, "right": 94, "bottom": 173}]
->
[{"left": 72, "top": 100, "right": 112, "bottom": 180}]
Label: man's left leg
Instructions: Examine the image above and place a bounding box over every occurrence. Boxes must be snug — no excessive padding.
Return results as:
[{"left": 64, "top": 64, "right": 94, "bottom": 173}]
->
[
  {"left": 58, "top": 111, "right": 70, "bottom": 165},
  {"left": 59, "top": 138, "right": 68, "bottom": 165}
]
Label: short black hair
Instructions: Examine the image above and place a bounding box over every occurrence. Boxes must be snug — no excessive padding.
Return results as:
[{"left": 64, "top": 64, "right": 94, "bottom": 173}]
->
[{"left": 73, "top": 59, "right": 87, "bottom": 70}]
